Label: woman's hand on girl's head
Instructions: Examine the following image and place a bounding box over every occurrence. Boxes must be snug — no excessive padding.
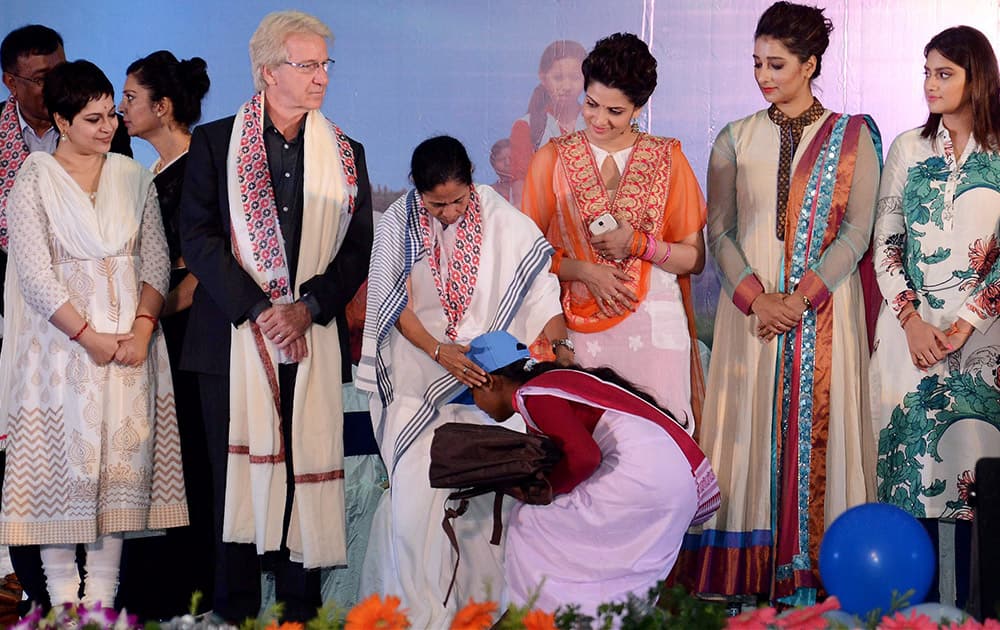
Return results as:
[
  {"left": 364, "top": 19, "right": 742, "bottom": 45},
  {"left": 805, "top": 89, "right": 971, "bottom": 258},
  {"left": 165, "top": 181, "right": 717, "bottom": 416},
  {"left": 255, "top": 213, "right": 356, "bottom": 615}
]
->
[
  {"left": 581, "top": 263, "right": 638, "bottom": 317},
  {"left": 438, "top": 342, "right": 488, "bottom": 388},
  {"left": 590, "top": 223, "right": 634, "bottom": 260}
]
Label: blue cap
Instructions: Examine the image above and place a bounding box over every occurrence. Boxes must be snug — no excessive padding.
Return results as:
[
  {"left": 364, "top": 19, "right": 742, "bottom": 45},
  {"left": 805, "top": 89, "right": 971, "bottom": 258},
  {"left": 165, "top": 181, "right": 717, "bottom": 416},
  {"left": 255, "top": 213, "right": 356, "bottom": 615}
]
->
[{"left": 450, "top": 330, "right": 530, "bottom": 405}]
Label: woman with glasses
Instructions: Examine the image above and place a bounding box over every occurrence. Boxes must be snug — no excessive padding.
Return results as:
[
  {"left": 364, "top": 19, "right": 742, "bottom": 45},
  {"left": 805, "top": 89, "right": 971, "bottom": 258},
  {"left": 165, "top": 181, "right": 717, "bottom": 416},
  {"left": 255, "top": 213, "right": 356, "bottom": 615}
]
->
[{"left": 358, "top": 136, "right": 568, "bottom": 627}]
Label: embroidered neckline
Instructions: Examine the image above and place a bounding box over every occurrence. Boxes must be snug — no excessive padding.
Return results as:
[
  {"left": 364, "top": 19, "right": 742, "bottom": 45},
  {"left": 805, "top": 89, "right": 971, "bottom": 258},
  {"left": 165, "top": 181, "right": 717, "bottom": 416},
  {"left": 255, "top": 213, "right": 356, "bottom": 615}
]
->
[
  {"left": 417, "top": 187, "right": 483, "bottom": 340},
  {"left": 768, "top": 98, "right": 825, "bottom": 240}
]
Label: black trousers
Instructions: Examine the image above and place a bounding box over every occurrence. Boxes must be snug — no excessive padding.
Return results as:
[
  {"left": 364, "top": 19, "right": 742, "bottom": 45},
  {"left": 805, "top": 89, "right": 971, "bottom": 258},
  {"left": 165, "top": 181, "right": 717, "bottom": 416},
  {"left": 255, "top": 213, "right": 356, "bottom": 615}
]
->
[{"left": 199, "top": 366, "right": 321, "bottom": 623}]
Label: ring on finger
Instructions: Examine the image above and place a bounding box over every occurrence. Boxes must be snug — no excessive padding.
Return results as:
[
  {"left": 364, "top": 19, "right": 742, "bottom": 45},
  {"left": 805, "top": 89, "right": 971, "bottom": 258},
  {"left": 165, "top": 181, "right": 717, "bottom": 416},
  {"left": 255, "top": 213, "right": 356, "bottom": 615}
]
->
[{"left": 462, "top": 366, "right": 469, "bottom": 374}]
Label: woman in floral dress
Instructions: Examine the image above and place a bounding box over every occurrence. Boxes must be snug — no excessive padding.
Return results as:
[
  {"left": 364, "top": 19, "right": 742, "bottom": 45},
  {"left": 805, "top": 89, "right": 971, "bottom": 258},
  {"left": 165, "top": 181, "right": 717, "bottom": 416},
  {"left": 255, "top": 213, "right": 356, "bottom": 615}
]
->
[{"left": 870, "top": 26, "right": 1000, "bottom": 606}]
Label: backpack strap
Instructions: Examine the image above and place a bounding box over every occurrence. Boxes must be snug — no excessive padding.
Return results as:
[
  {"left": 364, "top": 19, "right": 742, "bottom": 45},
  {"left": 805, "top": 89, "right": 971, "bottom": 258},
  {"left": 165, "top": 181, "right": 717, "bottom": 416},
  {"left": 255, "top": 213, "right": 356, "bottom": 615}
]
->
[
  {"left": 441, "top": 497, "right": 470, "bottom": 607},
  {"left": 440, "top": 490, "right": 507, "bottom": 606}
]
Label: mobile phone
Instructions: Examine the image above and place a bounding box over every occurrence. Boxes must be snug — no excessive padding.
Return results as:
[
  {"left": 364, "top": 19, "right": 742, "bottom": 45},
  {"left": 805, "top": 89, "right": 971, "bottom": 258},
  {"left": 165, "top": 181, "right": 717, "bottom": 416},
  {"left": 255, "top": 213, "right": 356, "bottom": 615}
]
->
[{"left": 588, "top": 213, "right": 619, "bottom": 236}]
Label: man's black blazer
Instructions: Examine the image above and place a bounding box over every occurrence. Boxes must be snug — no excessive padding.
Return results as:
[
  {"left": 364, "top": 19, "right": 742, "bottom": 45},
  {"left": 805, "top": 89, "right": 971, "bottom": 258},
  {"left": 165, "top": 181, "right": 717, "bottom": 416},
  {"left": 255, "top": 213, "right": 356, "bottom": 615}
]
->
[
  {"left": 0, "top": 103, "right": 131, "bottom": 316},
  {"left": 178, "top": 114, "right": 373, "bottom": 380}
]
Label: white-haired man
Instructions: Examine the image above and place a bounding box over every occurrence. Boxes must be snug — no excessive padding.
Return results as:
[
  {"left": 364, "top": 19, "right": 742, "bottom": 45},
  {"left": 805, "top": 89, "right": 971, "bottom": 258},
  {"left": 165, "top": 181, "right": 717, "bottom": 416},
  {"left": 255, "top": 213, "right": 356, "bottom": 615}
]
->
[{"left": 180, "top": 11, "right": 372, "bottom": 623}]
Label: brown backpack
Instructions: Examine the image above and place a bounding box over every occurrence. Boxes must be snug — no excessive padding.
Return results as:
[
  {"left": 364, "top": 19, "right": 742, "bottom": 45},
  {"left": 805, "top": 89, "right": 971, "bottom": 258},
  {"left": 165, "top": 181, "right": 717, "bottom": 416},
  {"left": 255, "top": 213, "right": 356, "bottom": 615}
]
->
[{"left": 428, "top": 422, "right": 562, "bottom": 604}]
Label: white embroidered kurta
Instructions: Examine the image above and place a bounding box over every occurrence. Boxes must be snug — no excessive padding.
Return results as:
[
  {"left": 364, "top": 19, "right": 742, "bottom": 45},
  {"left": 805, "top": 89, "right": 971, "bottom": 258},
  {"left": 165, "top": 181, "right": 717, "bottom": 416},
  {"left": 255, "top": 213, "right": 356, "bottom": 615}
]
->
[
  {"left": 0, "top": 153, "right": 186, "bottom": 544},
  {"left": 870, "top": 125, "right": 1000, "bottom": 520}
]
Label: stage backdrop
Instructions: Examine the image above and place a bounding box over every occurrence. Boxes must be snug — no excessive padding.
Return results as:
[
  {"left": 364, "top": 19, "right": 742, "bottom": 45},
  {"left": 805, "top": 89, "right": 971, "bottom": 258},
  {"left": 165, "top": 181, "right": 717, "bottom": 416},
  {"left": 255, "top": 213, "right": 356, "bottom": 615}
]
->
[{"left": 4, "top": 0, "right": 999, "bottom": 344}]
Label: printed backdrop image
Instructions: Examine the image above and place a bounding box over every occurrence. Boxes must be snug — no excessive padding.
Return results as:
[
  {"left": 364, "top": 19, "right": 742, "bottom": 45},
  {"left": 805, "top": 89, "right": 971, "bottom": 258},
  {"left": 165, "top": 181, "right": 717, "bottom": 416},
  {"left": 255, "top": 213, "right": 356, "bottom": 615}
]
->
[{"left": 4, "top": 0, "right": 999, "bottom": 348}]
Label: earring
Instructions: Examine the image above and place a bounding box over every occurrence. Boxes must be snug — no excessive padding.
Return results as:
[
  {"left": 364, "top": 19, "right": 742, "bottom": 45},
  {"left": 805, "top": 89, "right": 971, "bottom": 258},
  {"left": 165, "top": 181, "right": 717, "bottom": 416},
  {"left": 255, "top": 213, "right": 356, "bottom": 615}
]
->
[
  {"left": 60, "top": 130, "right": 68, "bottom": 142},
  {"left": 630, "top": 118, "right": 640, "bottom": 134}
]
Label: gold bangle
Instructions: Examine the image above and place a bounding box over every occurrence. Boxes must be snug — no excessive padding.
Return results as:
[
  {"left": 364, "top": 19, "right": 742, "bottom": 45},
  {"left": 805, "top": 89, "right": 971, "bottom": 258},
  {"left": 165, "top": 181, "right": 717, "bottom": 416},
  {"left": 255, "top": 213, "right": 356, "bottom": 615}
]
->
[
  {"left": 800, "top": 294, "right": 812, "bottom": 311},
  {"left": 433, "top": 342, "right": 442, "bottom": 363}
]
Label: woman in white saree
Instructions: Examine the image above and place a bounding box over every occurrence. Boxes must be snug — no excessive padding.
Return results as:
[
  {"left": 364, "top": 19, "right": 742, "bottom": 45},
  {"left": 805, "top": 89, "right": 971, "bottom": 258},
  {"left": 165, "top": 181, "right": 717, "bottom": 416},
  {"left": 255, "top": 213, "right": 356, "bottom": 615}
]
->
[
  {"left": 358, "top": 136, "right": 570, "bottom": 627},
  {"left": 0, "top": 60, "right": 186, "bottom": 607}
]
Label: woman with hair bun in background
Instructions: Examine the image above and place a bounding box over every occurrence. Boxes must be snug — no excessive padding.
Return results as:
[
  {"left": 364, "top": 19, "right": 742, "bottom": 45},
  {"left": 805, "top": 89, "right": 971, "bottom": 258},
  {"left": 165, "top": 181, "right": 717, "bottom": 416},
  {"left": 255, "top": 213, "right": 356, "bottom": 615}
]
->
[
  {"left": 115, "top": 50, "right": 212, "bottom": 620},
  {"left": 680, "top": 1, "right": 879, "bottom": 606}
]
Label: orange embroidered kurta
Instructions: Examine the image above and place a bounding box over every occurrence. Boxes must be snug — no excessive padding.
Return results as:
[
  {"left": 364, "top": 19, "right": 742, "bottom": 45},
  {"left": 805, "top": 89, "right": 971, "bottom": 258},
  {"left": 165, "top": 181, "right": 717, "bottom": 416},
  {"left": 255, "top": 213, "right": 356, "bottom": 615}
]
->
[{"left": 522, "top": 132, "right": 706, "bottom": 430}]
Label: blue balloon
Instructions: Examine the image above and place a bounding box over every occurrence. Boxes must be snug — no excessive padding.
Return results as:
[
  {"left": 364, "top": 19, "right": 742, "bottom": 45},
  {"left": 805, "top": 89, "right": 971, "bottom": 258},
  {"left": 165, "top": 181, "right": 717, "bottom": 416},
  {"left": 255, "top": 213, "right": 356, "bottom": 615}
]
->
[{"left": 819, "top": 503, "right": 935, "bottom": 618}]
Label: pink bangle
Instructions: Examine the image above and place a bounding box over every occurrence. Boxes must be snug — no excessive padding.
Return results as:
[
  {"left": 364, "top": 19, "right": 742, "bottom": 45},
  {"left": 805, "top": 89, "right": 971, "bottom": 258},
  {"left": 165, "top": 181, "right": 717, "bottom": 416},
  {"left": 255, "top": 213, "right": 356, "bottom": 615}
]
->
[
  {"left": 654, "top": 241, "right": 672, "bottom": 266},
  {"left": 641, "top": 233, "right": 656, "bottom": 260}
]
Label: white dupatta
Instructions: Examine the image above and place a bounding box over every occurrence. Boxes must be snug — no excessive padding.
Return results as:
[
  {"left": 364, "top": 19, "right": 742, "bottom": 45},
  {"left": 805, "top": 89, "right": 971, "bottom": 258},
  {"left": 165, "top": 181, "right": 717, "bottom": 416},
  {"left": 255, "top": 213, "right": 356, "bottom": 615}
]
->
[
  {"left": 224, "top": 93, "right": 356, "bottom": 568},
  {"left": 0, "top": 152, "right": 148, "bottom": 448}
]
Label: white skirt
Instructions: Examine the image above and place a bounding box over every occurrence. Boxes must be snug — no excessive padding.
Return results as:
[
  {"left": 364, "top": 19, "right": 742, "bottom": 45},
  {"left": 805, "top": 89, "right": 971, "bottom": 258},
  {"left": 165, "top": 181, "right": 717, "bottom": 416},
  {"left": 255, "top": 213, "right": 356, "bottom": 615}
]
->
[{"left": 504, "top": 410, "right": 698, "bottom": 616}]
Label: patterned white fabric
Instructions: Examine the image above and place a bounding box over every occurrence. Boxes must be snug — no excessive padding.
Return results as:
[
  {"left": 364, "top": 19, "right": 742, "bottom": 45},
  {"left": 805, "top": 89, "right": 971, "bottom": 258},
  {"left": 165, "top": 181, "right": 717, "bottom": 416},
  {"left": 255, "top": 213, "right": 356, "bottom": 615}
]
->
[
  {"left": 0, "top": 152, "right": 185, "bottom": 544},
  {"left": 870, "top": 125, "right": 1000, "bottom": 520}
]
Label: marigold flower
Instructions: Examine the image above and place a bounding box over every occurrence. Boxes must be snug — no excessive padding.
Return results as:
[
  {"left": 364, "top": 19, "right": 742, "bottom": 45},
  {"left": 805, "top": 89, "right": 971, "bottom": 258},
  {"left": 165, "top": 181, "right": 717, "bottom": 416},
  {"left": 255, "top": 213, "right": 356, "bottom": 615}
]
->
[
  {"left": 522, "top": 608, "right": 558, "bottom": 630},
  {"left": 346, "top": 594, "right": 410, "bottom": 630},
  {"left": 264, "top": 622, "right": 305, "bottom": 630},
  {"left": 449, "top": 598, "right": 498, "bottom": 630}
]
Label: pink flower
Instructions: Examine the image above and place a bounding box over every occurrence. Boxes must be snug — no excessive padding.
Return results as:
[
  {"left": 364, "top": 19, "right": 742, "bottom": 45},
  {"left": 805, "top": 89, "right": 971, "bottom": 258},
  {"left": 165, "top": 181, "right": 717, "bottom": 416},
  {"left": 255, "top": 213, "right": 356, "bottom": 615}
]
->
[
  {"left": 969, "top": 282, "right": 1000, "bottom": 319},
  {"left": 878, "top": 610, "right": 940, "bottom": 630},
  {"left": 727, "top": 606, "right": 778, "bottom": 630},
  {"left": 945, "top": 618, "right": 985, "bottom": 629},
  {"left": 774, "top": 596, "right": 841, "bottom": 629},
  {"left": 880, "top": 234, "right": 907, "bottom": 275}
]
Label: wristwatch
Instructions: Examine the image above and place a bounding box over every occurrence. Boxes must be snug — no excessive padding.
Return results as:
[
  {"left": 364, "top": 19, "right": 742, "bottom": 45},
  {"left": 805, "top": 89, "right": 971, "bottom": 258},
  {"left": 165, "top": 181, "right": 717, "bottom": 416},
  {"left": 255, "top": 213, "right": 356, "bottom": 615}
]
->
[{"left": 551, "top": 338, "right": 575, "bottom": 353}]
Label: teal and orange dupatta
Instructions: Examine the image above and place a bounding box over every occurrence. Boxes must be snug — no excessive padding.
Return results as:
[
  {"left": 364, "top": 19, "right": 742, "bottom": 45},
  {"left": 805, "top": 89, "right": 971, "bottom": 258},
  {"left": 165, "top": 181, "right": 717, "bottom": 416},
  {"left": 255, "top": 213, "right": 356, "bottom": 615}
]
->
[{"left": 675, "top": 112, "right": 881, "bottom": 605}]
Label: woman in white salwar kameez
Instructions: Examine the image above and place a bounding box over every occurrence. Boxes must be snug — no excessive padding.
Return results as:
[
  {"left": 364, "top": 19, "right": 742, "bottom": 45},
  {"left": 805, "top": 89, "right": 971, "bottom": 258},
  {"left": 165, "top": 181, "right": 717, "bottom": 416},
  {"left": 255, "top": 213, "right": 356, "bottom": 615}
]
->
[
  {"left": 870, "top": 26, "right": 1000, "bottom": 607},
  {"left": 0, "top": 61, "right": 186, "bottom": 607},
  {"left": 357, "top": 136, "right": 569, "bottom": 628}
]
